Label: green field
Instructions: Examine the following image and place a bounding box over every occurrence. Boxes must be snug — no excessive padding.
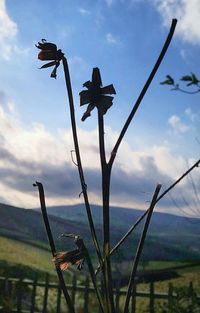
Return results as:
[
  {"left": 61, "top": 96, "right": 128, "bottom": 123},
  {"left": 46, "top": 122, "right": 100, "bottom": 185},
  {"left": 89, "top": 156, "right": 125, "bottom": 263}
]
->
[
  {"left": 0, "top": 235, "right": 57, "bottom": 280},
  {"left": 1, "top": 235, "right": 200, "bottom": 285},
  {"left": 0, "top": 235, "right": 200, "bottom": 313}
]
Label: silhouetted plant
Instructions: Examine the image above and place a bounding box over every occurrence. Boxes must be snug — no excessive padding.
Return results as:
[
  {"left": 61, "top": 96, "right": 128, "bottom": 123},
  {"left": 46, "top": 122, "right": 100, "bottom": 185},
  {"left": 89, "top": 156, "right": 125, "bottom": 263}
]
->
[
  {"left": 34, "top": 18, "right": 200, "bottom": 313},
  {"left": 161, "top": 73, "right": 200, "bottom": 94}
]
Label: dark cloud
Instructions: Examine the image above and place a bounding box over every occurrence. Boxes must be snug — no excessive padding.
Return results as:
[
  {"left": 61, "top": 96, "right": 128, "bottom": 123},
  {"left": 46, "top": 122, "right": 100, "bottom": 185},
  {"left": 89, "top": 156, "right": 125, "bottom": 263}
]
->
[{"left": 0, "top": 144, "right": 199, "bottom": 214}]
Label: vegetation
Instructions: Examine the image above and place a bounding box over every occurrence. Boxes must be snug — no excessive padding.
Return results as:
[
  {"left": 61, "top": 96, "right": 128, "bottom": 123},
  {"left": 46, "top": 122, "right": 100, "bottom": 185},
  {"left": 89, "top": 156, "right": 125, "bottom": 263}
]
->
[
  {"left": 1, "top": 16, "right": 200, "bottom": 313},
  {"left": 28, "top": 17, "right": 200, "bottom": 313},
  {"left": 161, "top": 73, "right": 200, "bottom": 94}
]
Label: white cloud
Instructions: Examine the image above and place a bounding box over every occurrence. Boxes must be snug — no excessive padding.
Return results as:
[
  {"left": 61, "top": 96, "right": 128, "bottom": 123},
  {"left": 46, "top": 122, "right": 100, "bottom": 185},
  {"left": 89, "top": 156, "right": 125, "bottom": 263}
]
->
[
  {"left": 151, "top": 0, "right": 200, "bottom": 44},
  {"left": 168, "top": 114, "right": 190, "bottom": 134},
  {"left": 106, "top": 33, "right": 119, "bottom": 44},
  {"left": 0, "top": 100, "right": 199, "bottom": 216},
  {"left": 0, "top": 0, "right": 18, "bottom": 60},
  {"left": 78, "top": 8, "right": 91, "bottom": 15},
  {"left": 185, "top": 107, "right": 199, "bottom": 122}
]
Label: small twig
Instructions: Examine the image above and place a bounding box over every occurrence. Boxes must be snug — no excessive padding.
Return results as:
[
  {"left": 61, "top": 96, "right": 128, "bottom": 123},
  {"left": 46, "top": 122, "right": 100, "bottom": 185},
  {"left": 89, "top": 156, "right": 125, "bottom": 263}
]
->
[
  {"left": 33, "top": 181, "right": 75, "bottom": 313},
  {"left": 124, "top": 184, "right": 162, "bottom": 313},
  {"left": 70, "top": 150, "right": 78, "bottom": 166}
]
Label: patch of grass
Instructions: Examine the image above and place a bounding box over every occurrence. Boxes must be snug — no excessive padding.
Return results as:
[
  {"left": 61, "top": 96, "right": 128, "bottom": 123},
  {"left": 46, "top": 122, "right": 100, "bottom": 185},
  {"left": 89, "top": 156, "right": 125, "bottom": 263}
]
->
[{"left": 0, "top": 236, "right": 55, "bottom": 278}]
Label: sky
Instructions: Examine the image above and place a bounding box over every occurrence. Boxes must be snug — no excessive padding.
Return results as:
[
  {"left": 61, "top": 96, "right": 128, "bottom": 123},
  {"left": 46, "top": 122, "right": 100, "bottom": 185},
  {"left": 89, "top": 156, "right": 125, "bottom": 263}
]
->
[{"left": 0, "top": 0, "right": 200, "bottom": 217}]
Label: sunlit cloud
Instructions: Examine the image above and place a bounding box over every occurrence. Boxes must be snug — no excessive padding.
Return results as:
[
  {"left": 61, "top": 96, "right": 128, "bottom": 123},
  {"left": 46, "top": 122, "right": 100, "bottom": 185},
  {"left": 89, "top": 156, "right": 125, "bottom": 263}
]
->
[
  {"left": 152, "top": 0, "right": 200, "bottom": 44},
  {"left": 0, "top": 0, "right": 18, "bottom": 60},
  {"left": 168, "top": 114, "right": 190, "bottom": 134},
  {"left": 0, "top": 97, "right": 199, "bottom": 217}
]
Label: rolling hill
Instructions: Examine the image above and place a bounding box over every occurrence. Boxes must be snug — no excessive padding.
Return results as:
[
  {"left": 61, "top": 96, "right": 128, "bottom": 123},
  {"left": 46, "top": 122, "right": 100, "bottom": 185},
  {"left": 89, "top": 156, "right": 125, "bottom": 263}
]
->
[{"left": 1, "top": 202, "right": 200, "bottom": 263}]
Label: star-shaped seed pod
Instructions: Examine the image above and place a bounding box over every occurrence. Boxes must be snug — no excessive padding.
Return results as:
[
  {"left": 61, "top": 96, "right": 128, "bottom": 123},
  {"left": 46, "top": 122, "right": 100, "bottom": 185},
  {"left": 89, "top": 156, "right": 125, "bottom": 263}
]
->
[
  {"left": 79, "top": 67, "right": 116, "bottom": 121},
  {"left": 52, "top": 234, "right": 85, "bottom": 271},
  {"left": 36, "top": 39, "right": 64, "bottom": 78}
]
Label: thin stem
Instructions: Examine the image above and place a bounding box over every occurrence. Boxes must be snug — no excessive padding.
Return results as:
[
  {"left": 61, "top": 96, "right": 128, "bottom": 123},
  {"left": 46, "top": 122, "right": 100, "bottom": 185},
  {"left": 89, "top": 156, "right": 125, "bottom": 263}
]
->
[
  {"left": 110, "top": 158, "right": 200, "bottom": 256},
  {"left": 95, "top": 158, "right": 200, "bottom": 275},
  {"left": 83, "top": 243, "right": 105, "bottom": 313},
  {"left": 62, "top": 57, "right": 103, "bottom": 266},
  {"left": 172, "top": 86, "right": 200, "bottom": 94},
  {"left": 108, "top": 19, "right": 177, "bottom": 168},
  {"left": 33, "top": 181, "right": 75, "bottom": 313},
  {"left": 124, "top": 184, "right": 162, "bottom": 313},
  {"left": 98, "top": 110, "right": 115, "bottom": 313}
]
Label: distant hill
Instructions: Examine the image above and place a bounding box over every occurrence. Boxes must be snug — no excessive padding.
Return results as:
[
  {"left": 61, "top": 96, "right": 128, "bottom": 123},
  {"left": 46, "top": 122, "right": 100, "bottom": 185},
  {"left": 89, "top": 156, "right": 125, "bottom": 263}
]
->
[{"left": 1, "top": 203, "right": 200, "bottom": 262}]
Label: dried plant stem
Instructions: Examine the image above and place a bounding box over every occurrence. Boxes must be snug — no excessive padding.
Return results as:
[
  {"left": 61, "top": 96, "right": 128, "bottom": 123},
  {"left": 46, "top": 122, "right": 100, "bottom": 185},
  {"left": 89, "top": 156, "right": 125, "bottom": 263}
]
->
[
  {"left": 95, "top": 158, "right": 200, "bottom": 276},
  {"left": 62, "top": 57, "right": 103, "bottom": 266},
  {"left": 108, "top": 19, "right": 177, "bottom": 168},
  {"left": 111, "top": 158, "right": 200, "bottom": 257},
  {"left": 83, "top": 243, "right": 105, "bottom": 313},
  {"left": 98, "top": 111, "right": 115, "bottom": 313},
  {"left": 33, "top": 181, "right": 75, "bottom": 313},
  {"left": 124, "top": 184, "right": 162, "bottom": 313}
]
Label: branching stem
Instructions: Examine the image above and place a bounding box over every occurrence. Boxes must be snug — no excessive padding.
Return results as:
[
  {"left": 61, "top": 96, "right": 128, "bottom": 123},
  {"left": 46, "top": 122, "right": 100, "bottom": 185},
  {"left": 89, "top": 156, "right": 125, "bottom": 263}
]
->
[{"left": 98, "top": 111, "right": 115, "bottom": 313}]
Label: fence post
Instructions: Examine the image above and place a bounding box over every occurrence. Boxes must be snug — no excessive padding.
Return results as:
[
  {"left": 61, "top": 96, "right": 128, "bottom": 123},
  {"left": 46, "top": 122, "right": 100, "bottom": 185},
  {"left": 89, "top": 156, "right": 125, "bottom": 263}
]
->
[
  {"left": 131, "top": 283, "right": 136, "bottom": 313},
  {"left": 168, "top": 283, "right": 173, "bottom": 309},
  {"left": 149, "top": 281, "right": 154, "bottom": 313},
  {"left": 17, "top": 278, "right": 23, "bottom": 313},
  {"left": 42, "top": 274, "right": 49, "bottom": 313},
  {"left": 189, "top": 282, "right": 194, "bottom": 313},
  {"left": 83, "top": 276, "right": 90, "bottom": 313},
  {"left": 71, "top": 274, "right": 77, "bottom": 307},
  {"left": 115, "top": 281, "right": 120, "bottom": 313},
  {"left": 56, "top": 285, "right": 62, "bottom": 313},
  {"left": 31, "top": 276, "right": 38, "bottom": 313}
]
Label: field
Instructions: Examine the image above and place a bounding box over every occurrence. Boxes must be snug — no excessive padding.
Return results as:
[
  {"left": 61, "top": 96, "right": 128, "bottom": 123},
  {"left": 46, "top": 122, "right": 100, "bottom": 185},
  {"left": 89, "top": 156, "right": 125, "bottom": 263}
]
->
[
  {"left": 1, "top": 234, "right": 200, "bottom": 281},
  {"left": 0, "top": 235, "right": 200, "bottom": 312}
]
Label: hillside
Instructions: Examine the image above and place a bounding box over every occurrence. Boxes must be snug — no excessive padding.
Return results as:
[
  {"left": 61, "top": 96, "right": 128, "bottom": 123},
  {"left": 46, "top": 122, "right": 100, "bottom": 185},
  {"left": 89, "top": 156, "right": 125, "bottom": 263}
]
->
[
  {"left": 1, "top": 203, "right": 200, "bottom": 263},
  {"left": 46, "top": 203, "right": 200, "bottom": 260}
]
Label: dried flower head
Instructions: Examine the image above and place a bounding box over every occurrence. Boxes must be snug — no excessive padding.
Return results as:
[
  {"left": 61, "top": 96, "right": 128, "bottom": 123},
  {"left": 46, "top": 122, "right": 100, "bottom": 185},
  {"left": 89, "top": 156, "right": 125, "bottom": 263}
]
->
[
  {"left": 36, "top": 39, "right": 64, "bottom": 78},
  {"left": 79, "top": 67, "right": 116, "bottom": 121},
  {"left": 52, "top": 234, "right": 85, "bottom": 271}
]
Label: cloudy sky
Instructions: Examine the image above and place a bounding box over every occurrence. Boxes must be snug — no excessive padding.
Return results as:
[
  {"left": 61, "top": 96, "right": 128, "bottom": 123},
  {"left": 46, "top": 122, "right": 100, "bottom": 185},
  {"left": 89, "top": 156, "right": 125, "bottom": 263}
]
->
[{"left": 0, "top": 0, "right": 200, "bottom": 216}]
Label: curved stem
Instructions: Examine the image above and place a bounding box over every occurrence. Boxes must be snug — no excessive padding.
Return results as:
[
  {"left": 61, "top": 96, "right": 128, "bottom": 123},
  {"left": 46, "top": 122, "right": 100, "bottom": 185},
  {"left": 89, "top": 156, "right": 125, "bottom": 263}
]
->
[
  {"left": 33, "top": 182, "right": 75, "bottom": 313},
  {"left": 98, "top": 110, "right": 115, "bottom": 313},
  {"left": 62, "top": 57, "right": 103, "bottom": 266},
  {"left": 172, "top": 87, "right": 200, "bottom": 94},
  {"left": 108, "top": 19, "right": 177, "bottom": 168}
]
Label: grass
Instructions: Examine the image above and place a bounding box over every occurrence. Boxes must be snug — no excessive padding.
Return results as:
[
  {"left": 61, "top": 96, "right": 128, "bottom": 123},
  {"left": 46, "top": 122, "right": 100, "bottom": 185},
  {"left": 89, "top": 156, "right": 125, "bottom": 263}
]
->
[
  {"left": 0, "top": 235, "right": 55, "bottom": 278},
  {"left": 1, "top": 235, "right": 200, "bottom": 312}
]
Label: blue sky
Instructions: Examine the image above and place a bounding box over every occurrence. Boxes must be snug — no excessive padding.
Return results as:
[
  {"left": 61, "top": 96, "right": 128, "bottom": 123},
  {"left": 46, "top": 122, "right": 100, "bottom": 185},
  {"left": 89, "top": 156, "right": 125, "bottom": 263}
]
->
[{"left": 0, "top": 0, "right": 200, "bottom": 217}]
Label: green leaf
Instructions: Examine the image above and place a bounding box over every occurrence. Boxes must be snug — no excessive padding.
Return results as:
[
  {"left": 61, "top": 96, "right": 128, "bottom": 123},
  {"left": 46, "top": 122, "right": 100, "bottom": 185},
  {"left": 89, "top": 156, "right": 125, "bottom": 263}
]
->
[
  {"left": 180, "top": 75, "right": 192, "bottom": 81},
  {"left": 160, "top": 75, "right": 174, "bottom": 85},
  {"left": 191, "top": 73, "right": 200, "bottom": 84}
]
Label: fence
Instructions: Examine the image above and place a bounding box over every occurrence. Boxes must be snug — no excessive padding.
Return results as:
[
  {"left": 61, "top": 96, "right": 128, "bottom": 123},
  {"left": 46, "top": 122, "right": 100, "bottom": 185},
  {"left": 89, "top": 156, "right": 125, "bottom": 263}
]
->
[{"left": 0, "top": 275, "right": 199, "bottom": 313}]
